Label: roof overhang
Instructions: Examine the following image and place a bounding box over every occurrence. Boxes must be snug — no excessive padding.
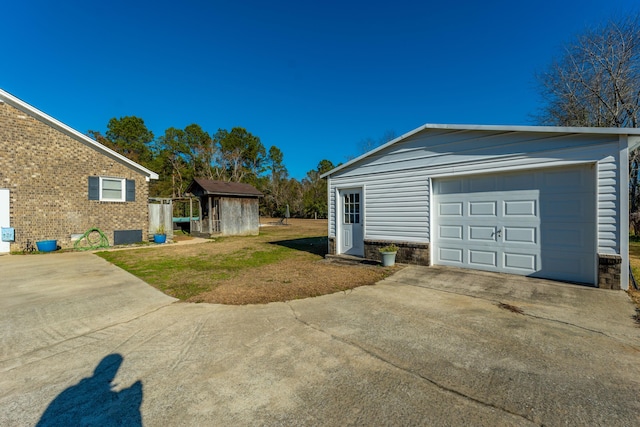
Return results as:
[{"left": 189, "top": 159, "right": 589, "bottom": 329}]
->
[
  {"left": 201, "top": 191, "right": 263, "bottom": 197},
  {"left": 0, "top": 88, "right": 159, "bottom": 180},
  {"left": 321, "top": 123, "right": 640, "bottom": 178},
  {"left": 186, "top": 178, "right": 264, "bottom": 198}
]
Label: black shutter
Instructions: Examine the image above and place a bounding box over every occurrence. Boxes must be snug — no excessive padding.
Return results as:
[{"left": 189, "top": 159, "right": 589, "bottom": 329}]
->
[
  {"left": 126, "top": 179, "right": 135, "bottom": 202},
  {"left": 88, "top": 176, "right": 99, "bottom": 200}
]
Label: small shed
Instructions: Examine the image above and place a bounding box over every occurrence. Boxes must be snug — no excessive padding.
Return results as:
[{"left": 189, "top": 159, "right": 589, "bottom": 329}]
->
[
  {"left": 322, "top": 123, "right": 640, "bottom": 290},
  {"left": 185, "top": 178, "right": 263, "bottom": 237}
]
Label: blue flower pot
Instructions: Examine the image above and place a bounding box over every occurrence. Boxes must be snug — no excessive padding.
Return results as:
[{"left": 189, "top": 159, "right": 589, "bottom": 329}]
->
[{"left": 154, "top": 234, "right": 167, "bottom": 244}]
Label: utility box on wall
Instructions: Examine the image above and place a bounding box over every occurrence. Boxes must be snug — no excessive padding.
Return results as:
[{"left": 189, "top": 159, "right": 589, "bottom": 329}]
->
[
  {"left": 114, "top": 229, "right": 143, "bottom": 245},
  {"left": 1, "top": 227, "right": 15, "bottom": 242}
]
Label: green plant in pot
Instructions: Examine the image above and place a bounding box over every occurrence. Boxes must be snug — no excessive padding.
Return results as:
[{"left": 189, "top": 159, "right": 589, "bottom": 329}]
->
[
  {"left": 154, "top": 224, "right": 167, "bottom": 244},
  {"left": 379, "top": 243, "right": 398, "bottom": 267}
]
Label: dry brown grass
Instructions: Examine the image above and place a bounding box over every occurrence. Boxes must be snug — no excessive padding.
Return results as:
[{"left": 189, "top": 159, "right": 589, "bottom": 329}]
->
[
  {"left": 190, "top": 257, "right": 393, "bottom": 304},
  {"left": 98, "top": 218, "right": 400, "bottom": 305},
  {"left": 629, "top": 289, "right": 640, "bottom": 306},
  {"left": 629, "top": 240, "right": 640, "bottom": 311}
]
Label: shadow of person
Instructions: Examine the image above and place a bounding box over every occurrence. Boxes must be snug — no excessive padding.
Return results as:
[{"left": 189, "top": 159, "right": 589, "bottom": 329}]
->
[{"left": 37, "top": 353, "right": 142, "bottom": 427}]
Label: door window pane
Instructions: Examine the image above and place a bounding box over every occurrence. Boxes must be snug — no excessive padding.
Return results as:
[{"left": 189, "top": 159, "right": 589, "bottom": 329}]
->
[{"left": 342, "top": 192, "right": 361, "bottom": 224}]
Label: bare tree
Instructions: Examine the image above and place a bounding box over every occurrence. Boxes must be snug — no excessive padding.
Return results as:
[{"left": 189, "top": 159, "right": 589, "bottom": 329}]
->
[
  {"left": 357, "top": 130, "right": 397, "bottom": 155},
  {"left": 535, "top": 13, "right": 640, "bottom": 213}
]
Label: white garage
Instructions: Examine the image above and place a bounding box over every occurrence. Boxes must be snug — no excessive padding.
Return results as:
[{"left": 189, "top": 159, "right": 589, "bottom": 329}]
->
[
  {"left": 432, "top": 165, "right": 596, "bottom": 284},
  {"left": 323, "top": 124, "right": 640, "bottom": 290}
]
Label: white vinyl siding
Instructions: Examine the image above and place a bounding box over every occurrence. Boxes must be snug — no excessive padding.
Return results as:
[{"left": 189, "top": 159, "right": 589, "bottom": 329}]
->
[
  {"left": 328, "top": 129, "right": 621, "bottom": 250},
  {"left": 334, "top": 131, "right": 619, "bottom": 179},
  {"left": 597, "top": 156, "right": 619, "bottom": 254},
  {"left": 329, "top": 170, "right": 430, "bottom": 242}
]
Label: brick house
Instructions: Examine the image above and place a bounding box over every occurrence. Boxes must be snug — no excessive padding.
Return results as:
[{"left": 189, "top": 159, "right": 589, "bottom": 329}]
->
[{"left": 0, "top": 89, "right": 158, "bottom": 253}]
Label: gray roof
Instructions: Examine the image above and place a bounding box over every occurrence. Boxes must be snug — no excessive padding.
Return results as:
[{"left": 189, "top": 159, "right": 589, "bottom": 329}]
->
[{"left": 188, "top": 178, "right": 263, "bottom": 197}]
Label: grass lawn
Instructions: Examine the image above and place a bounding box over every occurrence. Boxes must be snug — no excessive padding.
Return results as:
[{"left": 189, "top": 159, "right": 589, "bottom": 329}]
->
[
  {"left": 96, "top": 219, "right": 399, "bottom": 305},
  {"left": 97, "top": 222, "right": 640, "bottom": 308}
]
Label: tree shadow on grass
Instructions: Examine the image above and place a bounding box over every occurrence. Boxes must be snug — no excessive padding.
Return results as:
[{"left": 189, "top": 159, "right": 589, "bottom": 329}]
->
[
  {"left": 37, "top": 354, "right": 142, "bottom": 427},
  {"left": 269, "top": 236, "right": 328, "bottom": 257}
]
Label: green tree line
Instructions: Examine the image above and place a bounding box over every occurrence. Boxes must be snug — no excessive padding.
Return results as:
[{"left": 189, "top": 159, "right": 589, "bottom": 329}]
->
[{"left": 88, "top": 118, "right": 334, "bottom": 219}]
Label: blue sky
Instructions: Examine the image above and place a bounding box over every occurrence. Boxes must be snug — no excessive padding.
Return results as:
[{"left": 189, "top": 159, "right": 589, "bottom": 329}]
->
[{"left": 2, "top": 0, "right": 638, "bottom": 179}]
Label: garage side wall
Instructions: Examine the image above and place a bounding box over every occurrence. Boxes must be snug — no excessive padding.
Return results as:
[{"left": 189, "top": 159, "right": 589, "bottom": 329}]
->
[{"left": 0, "top": 102, "right": 150, "bottom": 250}]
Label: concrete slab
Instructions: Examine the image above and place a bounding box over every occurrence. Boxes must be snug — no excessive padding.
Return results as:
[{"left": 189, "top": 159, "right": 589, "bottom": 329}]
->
[
  {"left": 0, "top": 252, "right": 177, "bottom": 365},
  {"left": 0, "top": 258, "right": 639, "bottom": 426}
]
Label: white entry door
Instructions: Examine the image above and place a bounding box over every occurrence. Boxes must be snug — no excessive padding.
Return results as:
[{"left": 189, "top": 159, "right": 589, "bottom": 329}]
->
[
  {"left": 0, "top": 189, "right": 9, "bottom": 253},
  {"left": 339, "top": 189, "right": 364, "bottom": 256},
  {"left": 432, "top": 166, "right": 596, "bottom": 284}
]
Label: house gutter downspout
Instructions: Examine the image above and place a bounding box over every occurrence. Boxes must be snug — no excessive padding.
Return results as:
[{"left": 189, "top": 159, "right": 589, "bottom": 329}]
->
[{"left": 620, "top": 135, "right": 632, "bottom": 290}]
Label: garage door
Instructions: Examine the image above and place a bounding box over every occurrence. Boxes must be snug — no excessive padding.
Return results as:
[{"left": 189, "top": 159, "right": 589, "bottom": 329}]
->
[{"left": 432, "top": 165, "right": 596, "bottom": 284}]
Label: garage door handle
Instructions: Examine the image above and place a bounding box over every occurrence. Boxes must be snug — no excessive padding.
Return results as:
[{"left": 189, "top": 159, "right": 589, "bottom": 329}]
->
[{"left": 495, "top": 229, "right": 502, "bottom": 238}]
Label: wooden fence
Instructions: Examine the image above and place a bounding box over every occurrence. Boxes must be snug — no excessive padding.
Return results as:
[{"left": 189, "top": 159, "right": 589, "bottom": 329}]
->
[{"left": 148, "top": 199, "right": 173, "bottom": 241}]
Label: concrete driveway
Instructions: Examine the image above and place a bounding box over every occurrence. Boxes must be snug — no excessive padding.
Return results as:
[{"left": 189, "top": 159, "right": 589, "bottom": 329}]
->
[{"left": 1, "top": 253, "right": 639, "bottom": 426}]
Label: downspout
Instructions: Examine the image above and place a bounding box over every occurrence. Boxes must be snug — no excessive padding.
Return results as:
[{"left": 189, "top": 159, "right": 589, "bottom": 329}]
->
[
  {"left": 326, "top": 176, "right": 332, "bottom": 240},
  {"left": 620, "top": 135, "right": 631, "bottom": 290}
]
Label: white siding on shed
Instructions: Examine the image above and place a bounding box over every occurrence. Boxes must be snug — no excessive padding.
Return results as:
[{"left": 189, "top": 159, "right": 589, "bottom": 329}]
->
[
  {"left": 329, "top": 170, "right": 430, "bottom": 243},
  {"left": 597, "top": 156, "right": 620, "bottom": 255},
  {"left": 328, "top": 129, "right": 620, "bottom": 248},
  {"left": 333, "top": 130, "right": 618, "bottom": 179}
]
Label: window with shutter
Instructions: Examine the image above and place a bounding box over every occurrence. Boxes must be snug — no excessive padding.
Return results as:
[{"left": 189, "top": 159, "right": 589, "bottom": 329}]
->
[
  {"left": 88, "top": 176, "right": 99, "bottom": 200},
  {"left": 88, "top": 177, "right": 133, "bottom": 202},
  {"left": 126, "top": 180, "right": 135, "bottom": 202}
]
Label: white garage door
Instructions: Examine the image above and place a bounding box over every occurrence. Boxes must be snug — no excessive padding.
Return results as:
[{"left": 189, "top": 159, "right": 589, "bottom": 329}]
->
[{"left": 432, "top": 165, "right": 596, "bottom": 284}]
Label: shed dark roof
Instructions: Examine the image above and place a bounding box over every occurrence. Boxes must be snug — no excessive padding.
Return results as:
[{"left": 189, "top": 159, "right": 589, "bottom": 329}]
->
[{"left": 188, "top": 178, "right": 263, "bottom": 197}]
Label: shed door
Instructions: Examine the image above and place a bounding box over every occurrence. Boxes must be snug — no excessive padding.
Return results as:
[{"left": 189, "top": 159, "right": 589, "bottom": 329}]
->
[
  {"left": 339, "top": 189, "right": 364, "bottom": 256},
  {"left": 432, "top": 165, "right": 596, "bottom": 284},
  {"left": 0, "top": 189, "right": 9, "bottom": 253}
]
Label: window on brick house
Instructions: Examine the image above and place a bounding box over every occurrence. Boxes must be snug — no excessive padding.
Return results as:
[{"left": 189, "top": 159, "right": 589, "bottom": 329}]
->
[{"left": 88, "top": 176, "right": 135, "bottom": 202}]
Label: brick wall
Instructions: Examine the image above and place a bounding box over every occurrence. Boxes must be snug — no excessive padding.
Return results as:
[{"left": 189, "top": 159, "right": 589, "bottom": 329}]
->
[
  {"left": 365, "top": 240, "right": 430, "bottom": 265},
  {"left": 0, "top": 102, "right": 150, "bottom": 250},
  {"left": 598, "top": 254, "right": 622, "bottom": 290},
  {"left": 327, "top": 236, "right": 430, "bottom": 265},
  {"left": 328, "top": 237, "right": 336, "bottom": 255}
]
